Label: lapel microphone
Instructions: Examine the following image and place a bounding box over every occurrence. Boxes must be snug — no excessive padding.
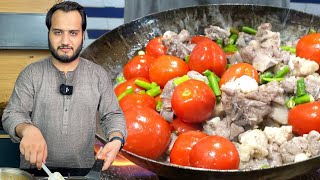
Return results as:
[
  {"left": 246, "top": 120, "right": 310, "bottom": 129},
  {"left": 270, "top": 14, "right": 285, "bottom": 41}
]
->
[{"left": 60, "top": 84, "right": 73, "bottom": 95}]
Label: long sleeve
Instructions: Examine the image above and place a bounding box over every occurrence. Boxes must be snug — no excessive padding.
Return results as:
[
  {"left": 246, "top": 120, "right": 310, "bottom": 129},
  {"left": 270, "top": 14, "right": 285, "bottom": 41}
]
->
[
  {"left": 2, "top": 66, "right": 34, "bottom": 143},
  {"left": 97, "top": 68, "right": 127, "bottom": 141}
]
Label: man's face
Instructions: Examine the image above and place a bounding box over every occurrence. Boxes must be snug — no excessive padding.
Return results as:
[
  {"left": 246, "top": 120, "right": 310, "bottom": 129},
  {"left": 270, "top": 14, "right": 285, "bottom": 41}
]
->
[{"left": 48, "top": 10, "right": 84, "bottom": 63}]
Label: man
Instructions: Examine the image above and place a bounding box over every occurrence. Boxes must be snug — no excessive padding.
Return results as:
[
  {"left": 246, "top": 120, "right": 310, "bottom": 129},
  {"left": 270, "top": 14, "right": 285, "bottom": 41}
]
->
[
  {"left": 2, "top": 1, "right": 127, "bottom": 171},
  {"left": 124, "top": 0, "right": 290, "bottom": 23}
]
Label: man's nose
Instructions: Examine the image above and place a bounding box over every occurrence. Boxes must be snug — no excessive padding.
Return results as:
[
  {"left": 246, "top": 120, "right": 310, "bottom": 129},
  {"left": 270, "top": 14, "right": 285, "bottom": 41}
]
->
[{"left": 61, "top": 33, "right": 71, "bottom": 45}]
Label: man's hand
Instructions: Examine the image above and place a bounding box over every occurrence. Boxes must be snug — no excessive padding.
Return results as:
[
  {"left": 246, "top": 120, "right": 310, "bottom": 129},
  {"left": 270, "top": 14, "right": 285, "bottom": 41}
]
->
[
  {"left": 96, "top": 132, "right": 123, "bottom": 171},
  {"left": 16, "top": 123, "right": 48, "bottom": 169}
]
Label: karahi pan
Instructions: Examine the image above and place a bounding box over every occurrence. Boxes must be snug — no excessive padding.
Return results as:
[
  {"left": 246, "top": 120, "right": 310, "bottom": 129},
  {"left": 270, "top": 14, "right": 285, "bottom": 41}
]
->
[{"left": 83, "top": 5, "right": 320, "bottom": 180}]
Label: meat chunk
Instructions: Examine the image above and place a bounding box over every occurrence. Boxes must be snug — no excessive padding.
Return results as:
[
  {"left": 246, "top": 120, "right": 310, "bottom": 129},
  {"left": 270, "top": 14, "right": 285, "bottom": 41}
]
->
[
  {"left": 221, "top": 87, "right": 271, "bottom": 128},
  {"left": 267, "top": 143, "right": 283, "bottom": 167},
  {"left": 305, "top": 130, "right": 320, "bottom": 156},
  {"left": 268, "top": 103, "right": 289, "bottom": 125},
  {"left": 288, "top": 55, "right": 319, "bottom": 76},
  {"left": 263, "top": 126, "right": 292, "bottom": 146},
  {"left": 160, "top": 79, "right": 176, "bottom": 121},
  {"left": 227, "top": 51, "right": 243, "bottom": 65},
  {"left": 222, "top": 75, "right": 259, "bottom": 93},
  {"left": 204, "top": 25, "right": 230, "bottom": 41},
  {"left": 203, "top": 117, "right": 244, "bottom": 141},
  {"left": 236, "top": 32, "right": 254, "bottom": 48},
  {"left": 238, "top": 23, "right": 290, "bottom": 72},
  {"left": 281, "top": 76, "right": 297, "bottom": 93},
  {"left": 187, "top": 70, "right": 208, "bottom": 84},
  {"left": 238, "top": 129, "right": 269, "bottom": 160},
  {"left": 246, "top": 81, "right": 285, "bottom": 105},
  {"left": 162, "top": 30, "right": 195, "bottom": 59},
  {"left": 305, "top": 74, "right": 320, "bottom": 100},
  {"left": 279, "top": 136, "right": 309, "bottom": 164}
]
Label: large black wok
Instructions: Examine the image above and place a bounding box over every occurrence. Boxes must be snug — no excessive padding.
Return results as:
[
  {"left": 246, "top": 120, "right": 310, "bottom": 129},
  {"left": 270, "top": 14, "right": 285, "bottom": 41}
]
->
[{"left": 81, "top": 4, "right": 320, "bottom": 180}]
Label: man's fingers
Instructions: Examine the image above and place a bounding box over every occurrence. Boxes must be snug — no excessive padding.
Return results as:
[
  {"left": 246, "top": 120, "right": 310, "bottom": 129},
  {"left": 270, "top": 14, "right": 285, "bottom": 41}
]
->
[
  {"left": 102, "top": 158, "right": 112, "bottom": 171},
  {"left": 25, "top": 150, "right": 31, "bottom": 162},
  {"left": 29, "top": 150, "right": 37, "bottom": 165},
  {"left": 36, "top": 149, "right": 44, "bottom": 170},
  {"left": 20, "top": 144, "right": 25, "bottom": 156},
  {"left": 43, "top": 144, "right": 48, "bottom": 163}
]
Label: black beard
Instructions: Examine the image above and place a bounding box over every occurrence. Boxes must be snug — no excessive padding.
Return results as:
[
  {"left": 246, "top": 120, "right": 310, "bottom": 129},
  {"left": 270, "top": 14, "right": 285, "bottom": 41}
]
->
[{"left": 48, "top": 38, "right": 83, "bottom": 63}]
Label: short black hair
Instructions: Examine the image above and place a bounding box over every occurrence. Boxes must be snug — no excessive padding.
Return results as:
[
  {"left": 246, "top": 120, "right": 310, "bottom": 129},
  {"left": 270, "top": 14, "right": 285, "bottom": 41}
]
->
[{"left": 45, "top": 1, "right": 87, "bottom": 31}]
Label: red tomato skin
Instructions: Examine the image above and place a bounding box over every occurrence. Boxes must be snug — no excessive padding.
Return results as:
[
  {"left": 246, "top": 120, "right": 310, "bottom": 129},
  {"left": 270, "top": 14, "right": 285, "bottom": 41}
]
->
[
  {"left": 114, "top": 77, "right": 149, "bottom": 97},
  {"left": 189, "top": 136, "right": 240, "bottom": 170},
  {"left": 188, "top": 40, "right": 227, "bottom": 77},
  {"left": 219, "top": 63, "right": 259, "bottom": 87},
  {"left": 146, "top": 37, "right": 167, "bottom": 58},
  {"left": 170, "top": 117, "right": 202, "bottom": 135},
  {"left": 123, "top": 55, "right": 154, "bottom": 80},
  {"left": 190, "top": 36, "right": 212, "bottom": 44},
  {"left": 171, "top": 79, "right": 216, "bottom": 123},
  {"left": 123, "top": 107, "right": 171, "bottom": 160},
  {"left": 296, "top": 33, "right": 320, "bottom": 65},
  {"left": 170, "top": 131, "right": 208, "bottom": 166},
  {"left": 149, "top": 55, "right": 189, "bottom": 88},
  {"left": 119, "top": 93, "right": 156, "bottom": 112},
  {"left": 288, "top": 101, "right": 320, "bottom": 136}
]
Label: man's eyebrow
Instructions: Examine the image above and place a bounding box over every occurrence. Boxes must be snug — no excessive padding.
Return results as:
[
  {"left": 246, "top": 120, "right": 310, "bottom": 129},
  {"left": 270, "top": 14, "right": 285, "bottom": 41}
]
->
[{"left": 51, "top": 29, "right": 80, "bottom": 32}]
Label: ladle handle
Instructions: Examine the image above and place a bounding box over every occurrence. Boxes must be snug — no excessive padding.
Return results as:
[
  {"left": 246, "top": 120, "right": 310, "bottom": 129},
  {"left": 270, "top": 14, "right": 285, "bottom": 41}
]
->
[{"left": 42, "top": 163, "right": 53, "bottom": 176}]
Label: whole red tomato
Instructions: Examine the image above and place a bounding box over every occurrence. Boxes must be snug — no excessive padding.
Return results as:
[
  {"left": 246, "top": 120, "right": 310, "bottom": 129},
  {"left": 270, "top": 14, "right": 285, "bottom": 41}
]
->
[
  {"left": 190, "top": 36, "right": 212, "bottom": 44},
  {"left": 190, "top": 136, "right": 240, "bottom": 170},
  {"left": 288, "top": 101, "right": 320, "bottom": 136},
  {"left": 171, "top": 79, "right": 216, "bottom": 123},
  {"left": 119, "top": 93, "right": 156, "bottom": 112},
  {"left": 170, "top": 131, "right": 208, "bottom": 166},
  {"left": 219, "top": 63, "right": 259, "bottom": 87},
  {"left": 188, "top": 40, "right": 227, "bottom": 77},
  {"left": 123, "top": 54, "right": 154, "bottom": 80},
  {"left": 123, "top": 107, "right": 171, "bottom": 160},
  {"left": 170, "top": 117, "right": 202, "bottom": 135},
  {"left": 146, "top": 37, "right": 167, "bottom": 58},
  {"left": 296, "top": 33, "right": 320, "bottom": 65},
  {"left": 149, "top": 55, "right": 189, "bottom": 88},
  {"left": 114, "top": 77, "right": 149, "bottom": 97}
]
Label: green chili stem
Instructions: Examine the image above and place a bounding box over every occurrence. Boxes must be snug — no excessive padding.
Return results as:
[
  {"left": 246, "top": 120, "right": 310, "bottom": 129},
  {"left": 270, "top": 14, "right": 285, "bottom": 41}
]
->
[
  {"left": 242, "top": 26, "right": 257, "bottom": 35},
  {"left": 138, "top": 90, "right": 146, "bottom": 94},
  {"left": 184, "top": 55, "right": 190, "bottom": 63},
  {"left": 229, "top": 27, "right": 239, "bottom": 34},
  {"left": 294, "top": 94, "right": 314, "bottom": 105},
  {"left": 261, "top": 77, "right": 284, "bottom": 83},
  {"left": 280, "top": 46, "right": 296, "bottom": 54},
  {"left": 296, "top": 78, "right": 307, "bottom": 97},
  {"left": 274, "top": 66, "right": 290, "bottom": 78},
  {"left": 135, "top": 79, "right": 156, "bottom": 90},
  {"left": 117, "top": 88, "right": 134, "bottom": 101},
  {"left": 223, "top": 44, "right": 238, "bottom": 53},
  {"left": 203, "top": 70, "right": 221, "bottom": 97},
  {"left": 116, "top": 76, "right": 125, "bottom": 84},
  {"left": 286, "top": 97, "right": 295, "bottom": 109},
  {"left": 260, "top": 72, "right": 274, "bottom": 84},
  {"left": 309, "top": 28, "right": 316, "bottom": 34},
  {"left": 146, "top": 86, "right": 161, "bottom": 97},
  {"left": 228, "top": 34, "right": 238, "bottom": 45},
  {"left": 216, "top": 38, "right": 223, "bottom": 47},
  {"left": 156, "top": 100, "right": 162, "bottom": 112},
  {"left": 174, "top": 75, "right": 190, "bottom": 86}
]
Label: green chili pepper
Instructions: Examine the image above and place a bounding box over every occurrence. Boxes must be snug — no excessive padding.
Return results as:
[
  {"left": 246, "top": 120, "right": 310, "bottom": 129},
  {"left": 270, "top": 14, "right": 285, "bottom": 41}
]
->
[
  {"left": 242, "top": 26, "right": 257, "bottom": 35},
  {"left": 296, "top": 78, "right": 307, "bottom": 97}
]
